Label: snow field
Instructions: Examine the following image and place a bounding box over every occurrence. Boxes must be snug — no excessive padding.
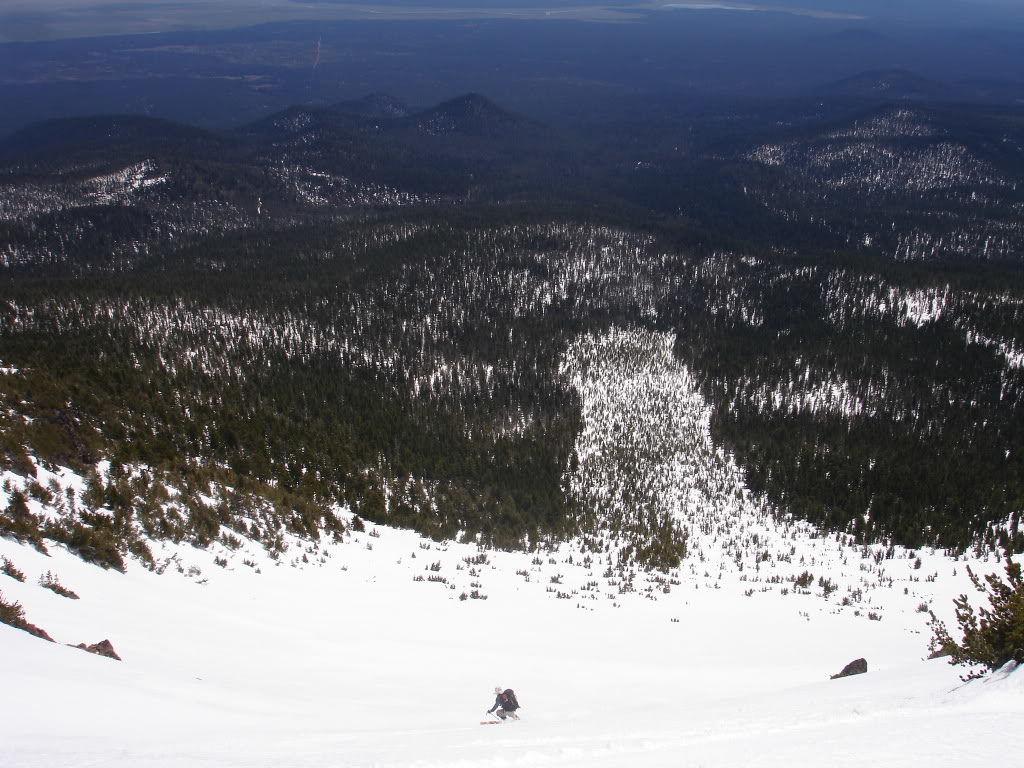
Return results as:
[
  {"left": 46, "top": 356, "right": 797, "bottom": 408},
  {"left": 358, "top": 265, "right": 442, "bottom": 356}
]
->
[
  {"left": 559, "top": 328, "right": 1005, "bottom": 627},
  {"left": 1, "top": 512, "right": 1021, "bottom": 768}
]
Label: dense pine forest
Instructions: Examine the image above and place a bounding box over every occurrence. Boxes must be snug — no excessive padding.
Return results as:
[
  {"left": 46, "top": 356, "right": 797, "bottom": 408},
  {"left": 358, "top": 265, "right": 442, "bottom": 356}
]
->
[{"left": 1, "top": 91, "right": 1023, "bottom": 573}]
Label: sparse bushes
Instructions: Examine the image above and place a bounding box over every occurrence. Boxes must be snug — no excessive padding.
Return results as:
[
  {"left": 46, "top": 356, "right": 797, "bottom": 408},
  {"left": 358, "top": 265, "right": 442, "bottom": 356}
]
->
[
  {"left": 48, "top": 517, "right": 125, "bottom": 572},
  {"left": 0, "top": 590, "right": 26, "bottom": 627},
  {"left": 0, "top": 490, "right": 47, "bottom": 552},
  {"left": 128, "top": 538, "right": 155, "bottom": 569},
  {"left": 1, "top": 556, "right": 26, "bottom": 582},
  {"left": 0, "top": 590, "right": 54, "bottom": 641},
  {"left": 794, "top": 570, "right": 814, "bottom": 589},
  {"left": 39, "top": 570, "right": 79, "bottom": 599},
  {"left": 929, "top": 551, "right": 1024, "bottom": 680}
]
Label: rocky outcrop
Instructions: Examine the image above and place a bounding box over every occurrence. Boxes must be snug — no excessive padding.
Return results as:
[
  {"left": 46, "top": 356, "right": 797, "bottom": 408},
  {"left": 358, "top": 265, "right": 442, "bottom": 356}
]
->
[
  {"left": 70, "top": 639, "right": 122, "bottom": 661},
  {"left": 831, "top": 658, "right": 867, "bottom": 679}
]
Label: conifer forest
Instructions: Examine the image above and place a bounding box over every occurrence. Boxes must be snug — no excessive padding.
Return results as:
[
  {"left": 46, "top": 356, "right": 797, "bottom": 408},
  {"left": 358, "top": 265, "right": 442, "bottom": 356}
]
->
[{"left": 1, "top": 74, "right": 1023, "bottom": 574}]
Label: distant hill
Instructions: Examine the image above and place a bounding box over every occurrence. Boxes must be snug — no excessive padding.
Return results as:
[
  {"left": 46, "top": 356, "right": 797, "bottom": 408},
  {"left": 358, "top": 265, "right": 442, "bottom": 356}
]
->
[
  {"left": 405, "top": 93, "right": 531, "bottom": 139},
  {"left": 334, "top": 93, "right": 410, "bottom": 120},
  {"left": 238, "top": 93, "right": 527, "bottom": 146},
  {"left": 236, "top": 105, "right": 382, "bottom": 143},
  {"left": 818, "top": 69, "right": 964, "bottom": 103}
]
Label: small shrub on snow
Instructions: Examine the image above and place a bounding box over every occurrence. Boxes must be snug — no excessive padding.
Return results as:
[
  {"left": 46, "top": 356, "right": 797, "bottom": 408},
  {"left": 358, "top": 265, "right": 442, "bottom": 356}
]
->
[
  {"left": 0, "top": 490, "right": 47, "bottom": 552},
  {"left": 128, "top": 538, "right": 155, "bottom": 569},
  {"left": 929, "top": 550, "right": 1024, "bottom": 680},
  {"left": 0, "top": 590, "right": 26, "bottom": 626},
  {"left": 0, "top": 590, "right": 53, "bottom": 641},
  {"left": 2, "top": 556, "right": 26, "bottom": 582},
  {"left": 48, "top": 516, "right": 125, "bottom": 572},
  {"left": 26, "top": 481, "right": 53, "bottom": 505},
  {"left": 39, "top": 571, "right": 79, "bottom": 599}
]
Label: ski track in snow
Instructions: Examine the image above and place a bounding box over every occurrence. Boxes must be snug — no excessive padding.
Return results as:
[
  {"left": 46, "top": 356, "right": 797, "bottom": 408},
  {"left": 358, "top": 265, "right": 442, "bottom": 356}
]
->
[{"left": 1, "top": 327, "right": 1022, "bottom": 767}]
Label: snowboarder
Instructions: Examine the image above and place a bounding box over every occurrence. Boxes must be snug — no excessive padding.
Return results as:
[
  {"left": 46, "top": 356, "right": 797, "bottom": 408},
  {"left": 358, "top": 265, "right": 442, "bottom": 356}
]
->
[{"left": 487, "top": 686, "right": 520, "bottom": 720}]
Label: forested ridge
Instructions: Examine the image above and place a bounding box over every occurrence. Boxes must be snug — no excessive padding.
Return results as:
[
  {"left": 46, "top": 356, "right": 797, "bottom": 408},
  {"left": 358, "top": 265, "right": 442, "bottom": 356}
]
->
[
  {"left": 1, "top": 95, "right": 1023, "bottom": 572},
  {"left": 668, "top": 256, "right": 1024, "bottom": 552}
]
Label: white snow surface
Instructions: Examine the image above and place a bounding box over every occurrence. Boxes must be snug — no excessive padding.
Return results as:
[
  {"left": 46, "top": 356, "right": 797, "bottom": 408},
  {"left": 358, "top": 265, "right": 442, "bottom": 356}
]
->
[{"left": 2, "top": 520, "right": 1021, "bottom": 767}]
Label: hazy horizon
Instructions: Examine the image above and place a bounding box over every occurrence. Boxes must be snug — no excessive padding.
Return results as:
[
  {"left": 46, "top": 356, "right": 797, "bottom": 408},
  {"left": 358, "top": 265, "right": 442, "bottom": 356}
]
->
[{"left": 3, "top": 0, "right": 1024, "bottom": 44}]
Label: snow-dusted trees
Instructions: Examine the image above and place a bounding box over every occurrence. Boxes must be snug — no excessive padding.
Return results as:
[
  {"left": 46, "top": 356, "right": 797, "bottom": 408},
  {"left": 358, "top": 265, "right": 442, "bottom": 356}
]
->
[
  {"left": 929, "top": 551, "right": 1024, "bottom": 679},
  {"left": 2, "top": 210, "right": 1022, "bottom": 570}
]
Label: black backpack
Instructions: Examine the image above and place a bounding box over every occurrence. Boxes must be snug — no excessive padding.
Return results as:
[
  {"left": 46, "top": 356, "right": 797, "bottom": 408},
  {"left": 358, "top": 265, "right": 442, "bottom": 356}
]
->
[{"left": 502, "top": 689, "right": 520, "bottom": 711}]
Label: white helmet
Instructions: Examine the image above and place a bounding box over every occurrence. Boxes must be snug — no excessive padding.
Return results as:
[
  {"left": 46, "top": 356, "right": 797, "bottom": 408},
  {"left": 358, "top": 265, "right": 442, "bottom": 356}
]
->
[{"left": 494, "top": 686, "right": 503, "bottom": 694}]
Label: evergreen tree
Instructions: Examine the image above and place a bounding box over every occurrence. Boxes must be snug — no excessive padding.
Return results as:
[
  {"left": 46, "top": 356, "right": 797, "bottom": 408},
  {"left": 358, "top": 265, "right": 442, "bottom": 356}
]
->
[{"left": 929, "top": 550, "right": 1024, "bottom": 679}]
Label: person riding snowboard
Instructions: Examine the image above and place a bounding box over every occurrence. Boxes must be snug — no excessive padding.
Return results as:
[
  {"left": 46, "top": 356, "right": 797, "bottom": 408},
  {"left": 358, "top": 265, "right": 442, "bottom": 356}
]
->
[{"left": 487, "top": 686, "right": 521, "bottom": 720}]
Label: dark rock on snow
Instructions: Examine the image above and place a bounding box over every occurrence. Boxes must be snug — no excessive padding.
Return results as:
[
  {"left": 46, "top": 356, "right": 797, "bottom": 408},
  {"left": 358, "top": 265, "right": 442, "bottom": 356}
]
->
[
  {"left": 831, "top": 658, "right": 867, "bottom": 679},
  {"left": 71, "top": 639, "right": 122, "bottom": 661}
]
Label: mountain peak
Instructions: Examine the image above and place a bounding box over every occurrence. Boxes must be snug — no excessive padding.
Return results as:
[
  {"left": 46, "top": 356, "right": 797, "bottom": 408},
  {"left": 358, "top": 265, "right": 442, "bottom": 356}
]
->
[{"left": 412, "top": 93, "right": 525, "bottom": 138}]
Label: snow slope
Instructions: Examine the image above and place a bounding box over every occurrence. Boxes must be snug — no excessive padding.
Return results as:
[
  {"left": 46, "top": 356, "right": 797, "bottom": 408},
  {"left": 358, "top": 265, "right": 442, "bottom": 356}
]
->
[
  {"left": 1, "top": 325, "right": 1021, "bottom": 766},
  {"left": 1, "top": 518, "right": 1020, "bottom": 768}
]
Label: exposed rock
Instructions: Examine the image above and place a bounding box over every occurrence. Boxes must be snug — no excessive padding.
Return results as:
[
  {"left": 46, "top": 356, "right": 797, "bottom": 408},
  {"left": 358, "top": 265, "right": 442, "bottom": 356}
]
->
[
  {"left": 831, "top": 658, "right": 867, "bottom": 679},
  {"left": 928, "top": 647, "right": 951, "bottom": 660},
  {"left": 70, "top": 639, "right": 122, "bottom": 661}
]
